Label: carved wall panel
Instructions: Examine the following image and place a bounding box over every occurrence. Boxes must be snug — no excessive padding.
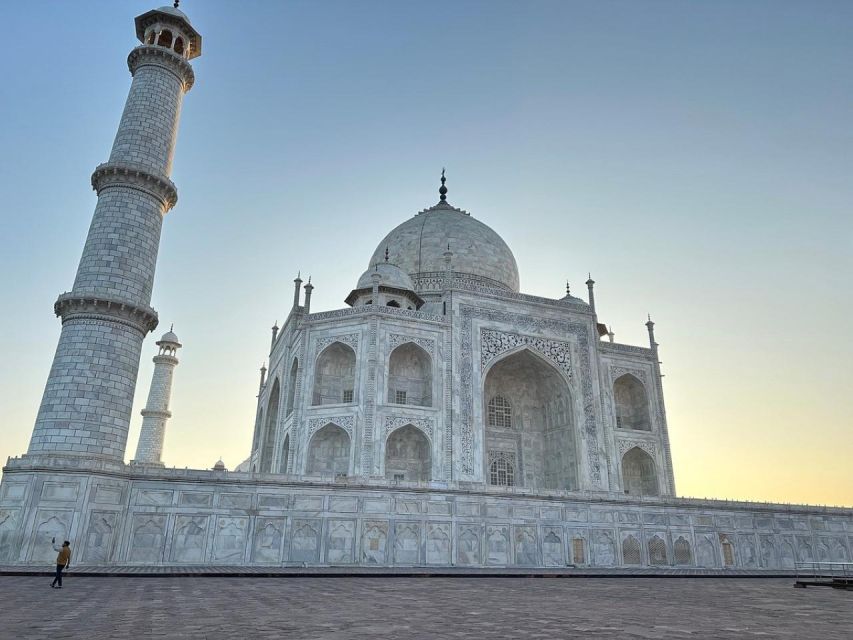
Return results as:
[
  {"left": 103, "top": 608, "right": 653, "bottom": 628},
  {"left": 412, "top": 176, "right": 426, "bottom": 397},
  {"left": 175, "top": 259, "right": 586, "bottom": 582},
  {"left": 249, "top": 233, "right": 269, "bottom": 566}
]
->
[
  {"left": 426, "top": 522, "right": 451, "bottom": 565},
  {"left": 394, "top": 522, "right": 421, "bottom": 564},
  {"left": 290, "top": 519, "right": 321, "bottom": 563},
  {"left": 252, "top": 517, "right": 285, "bottom": 564},
  {"left": 326, "top": 520, "right": 355, "bottom": 564},
  {"left": 362, "top": 521, "right": 388, "bottom": 564},
  {"left": 129, "top": 514, "right": 167, "bottom": 563},
  {"left": 212, "top": 516, "right": 249, "bottom": 563},
  {"left": 171, "top": 515, "right": 209, "bottom": 563},
  {"left": 82, "top": 511, "right": 117, "bottom": 563}
]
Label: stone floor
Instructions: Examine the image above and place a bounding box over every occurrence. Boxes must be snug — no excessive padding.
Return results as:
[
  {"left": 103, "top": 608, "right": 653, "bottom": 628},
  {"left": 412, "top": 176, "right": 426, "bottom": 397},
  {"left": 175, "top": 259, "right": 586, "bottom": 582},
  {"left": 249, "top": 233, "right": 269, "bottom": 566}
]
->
[{"left": 0, "top": 576, "right": 849, "bottom": 639}]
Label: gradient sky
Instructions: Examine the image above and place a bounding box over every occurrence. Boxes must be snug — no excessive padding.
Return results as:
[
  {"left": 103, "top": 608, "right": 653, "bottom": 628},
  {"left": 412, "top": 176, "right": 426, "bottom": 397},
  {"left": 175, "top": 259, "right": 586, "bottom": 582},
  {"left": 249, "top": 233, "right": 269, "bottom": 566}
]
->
[{"left": 1, "top": 1, "right": 851, "bottom": 506}]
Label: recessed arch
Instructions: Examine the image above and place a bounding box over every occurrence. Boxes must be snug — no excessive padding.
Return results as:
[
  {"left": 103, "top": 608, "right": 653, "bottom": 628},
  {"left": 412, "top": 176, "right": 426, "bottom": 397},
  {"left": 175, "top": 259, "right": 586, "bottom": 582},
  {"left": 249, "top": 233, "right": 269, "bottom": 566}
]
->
[
  {"left": 621, "top": 447, "right": 659, "bottom": 496},
  {"left": 157, "top": 29, "right": 173, "bottom": 48},
  {"left": 614, "top": 374, "right": 651, "bottom": 431},
  {"left": 384, "top": 424, "right": 431, "bottom": 482},
  {"left": 173, "top": 36, "right": 184, "bottom": 56},
  {"left": 305, "top": 423, "right": 350, "bottom": 476},
  {"left": 260, "top": 379, "right": 280, "bottom": 473},
  {"left": 312, "top": 342, "right": 356, "bottom": 405},
  {"left": 286, "top": 358, "right": 298, "bottom": 416},
  {"left": 388, "top": 342, "right": 432, "bottom": 407},
  {"left": 386, "top": 300, "right": 400, "bottom": 308},
  {"left": 483, "top": 347, "right": 578, "bottom": 491}
]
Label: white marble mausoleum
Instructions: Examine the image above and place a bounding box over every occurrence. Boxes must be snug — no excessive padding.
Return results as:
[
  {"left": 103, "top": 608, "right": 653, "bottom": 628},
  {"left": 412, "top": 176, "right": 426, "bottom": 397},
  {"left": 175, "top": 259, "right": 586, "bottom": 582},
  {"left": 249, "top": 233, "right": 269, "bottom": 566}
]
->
[{"left": 1, "top": 4, "right": 851, "bottom": 570}]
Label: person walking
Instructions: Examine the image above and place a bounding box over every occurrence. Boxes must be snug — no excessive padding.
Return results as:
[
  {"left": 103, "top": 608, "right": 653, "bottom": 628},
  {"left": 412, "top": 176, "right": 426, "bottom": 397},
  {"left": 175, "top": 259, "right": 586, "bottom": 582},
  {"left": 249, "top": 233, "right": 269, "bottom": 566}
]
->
[{"left": 50, "top": 538, "right": 71, "bottom": 589}]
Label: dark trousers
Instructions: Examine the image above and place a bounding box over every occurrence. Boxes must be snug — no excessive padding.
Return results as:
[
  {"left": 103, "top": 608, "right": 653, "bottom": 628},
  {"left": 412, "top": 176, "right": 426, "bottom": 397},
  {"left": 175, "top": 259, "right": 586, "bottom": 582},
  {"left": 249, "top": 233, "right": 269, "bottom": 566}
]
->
[{"left": 51, "top": 564, "right": 64, "bottom": 587}]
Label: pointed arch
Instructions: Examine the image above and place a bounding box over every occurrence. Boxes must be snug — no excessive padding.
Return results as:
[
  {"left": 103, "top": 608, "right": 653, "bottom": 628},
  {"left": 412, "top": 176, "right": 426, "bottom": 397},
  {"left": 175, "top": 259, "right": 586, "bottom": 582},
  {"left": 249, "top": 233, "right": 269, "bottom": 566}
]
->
[
  {"left": 388, "top": 342, "right": 432, "bottom": 407},
  {"left": 173, "top": 37, "right": 184, "bottom": 56},
  {"left": 157, "top": 30, "right": 173, "bottom": 48},
  {"left": 286, "top": 358, "right": 298, "bottom": 416},
  {"left": 621, "top": 447, "right": 659, "bottom": 496},
  {"left": 260, "top": 379, "right": 280, "bottom": 472},
  {"left": 674, "top": 536, "right": 693, "bottom": 565},
  {"left": 648, "top": 535, "right": 668, "bottom": 565},
  {"left": 622, "top": 535, "right": 642, "bottom": 565},
  {"left": 483, "top": 347, "right": 578, "bottom": 491},
  {"left": 305, "top": 423, "right": 351, "bottom": 476},
  {"left": 384, "top": 424, "right": 431, "bottom": 481},
  {"left": 613, "top": 374, "right": 651, "bottom": 431},
  {"left": 312, "top": 342, "right": 356, "bottom": 405}
]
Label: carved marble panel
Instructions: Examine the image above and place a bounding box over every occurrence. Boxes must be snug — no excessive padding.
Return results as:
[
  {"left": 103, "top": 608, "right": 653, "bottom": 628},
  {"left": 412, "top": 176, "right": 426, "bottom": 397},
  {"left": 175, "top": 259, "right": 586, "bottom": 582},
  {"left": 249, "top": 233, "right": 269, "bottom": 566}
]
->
[
  {"left": 389, "top": 333, "right": 436, "bottom": 357},
  {"left": 40, "top": 482, "right": 79, "bottom": 502},
  {"left": 326, "top": 520, "right": 355, "bottom": 564},
  {"left": 307, "top": 416, "right": 355, "bottom": 439},
  {"left": 315, "top": 333, "right": 360, "bottom": 356},
  {"left": 591, "top": 530, "right": 616, "bottom": 566},
  {"left": 513, "top": 525, "right": 538, "bottom": 566},
  {"left": 171, "top": 515, "right": 209, "bottom": 563},
  {"left": 29, "top": 510, "right": 73, "bottom": 562},
  {"left": 129, "top": 514, "right": 167, "bottom": 563},
  {"left": 82, "top": 511, "right": 117, "bottom": 563},
  {"left": 480, "top": 329, "right": 573, "bottom": 378},
  {"left": 542, "top": 526, "right": 564, "bottom": 567},
  {"left": 213, "top": 516, "right": 249, "bottom": 563},
  {"left": 457, "top": 524, "right": 482, "bottom": 565},
  {"left": 290, "top": 519, "right": 321, "bottom": 563},
  {"left": 362, "top": 521, "right": 389, "bottom": 564},
  {"left": 253, "top": 517, "right": 285, "bottom": 564},
  {"left": 487, "top": 524, "right": 510, "bottom": 565},
  {"left": 426, "top": 522, "right": 451, "bottom": 565},
  {"left": 383, "top": 416, "right": 434, "bottom": 441},
  {"left": 0, "top": 509, "right": 21, "bottom": 562},
  {"left": 394, "top": 522, "right": 421, "bottom": 564}
]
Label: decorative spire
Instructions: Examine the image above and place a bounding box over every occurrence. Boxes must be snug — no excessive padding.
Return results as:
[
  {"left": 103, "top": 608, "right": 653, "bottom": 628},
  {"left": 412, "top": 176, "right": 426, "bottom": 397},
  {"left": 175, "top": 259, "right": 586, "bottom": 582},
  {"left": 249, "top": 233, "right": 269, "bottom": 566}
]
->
[
  {"left": 565, "top": 281, "right": 571, "bottom": 296},
  {"left": 174, "top": 0, "right": 180, "bottom": 8},
  {"left": 170, "top": 323, "right": 174, "bottom": 332},
  {"left": 439, "top": 168, "right": 447, "bottom": 202},
  {"left": 384, "top": 246, "right": 389, "bottom": 263}
]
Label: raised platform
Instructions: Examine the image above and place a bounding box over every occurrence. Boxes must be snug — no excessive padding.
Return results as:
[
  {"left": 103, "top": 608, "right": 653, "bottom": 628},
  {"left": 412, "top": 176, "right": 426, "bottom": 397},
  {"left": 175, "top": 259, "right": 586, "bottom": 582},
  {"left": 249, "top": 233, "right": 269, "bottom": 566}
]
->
[{"left": 1, "top": 458, "right": 851, "bottom": 570}]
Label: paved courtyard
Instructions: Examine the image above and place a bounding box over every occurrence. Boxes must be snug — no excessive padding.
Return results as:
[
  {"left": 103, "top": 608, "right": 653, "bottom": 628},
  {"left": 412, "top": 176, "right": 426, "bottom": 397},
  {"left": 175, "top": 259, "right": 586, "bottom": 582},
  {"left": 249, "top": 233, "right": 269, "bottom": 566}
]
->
[{"left": 0, "top": 576, "right": 849, "bottom": 639}]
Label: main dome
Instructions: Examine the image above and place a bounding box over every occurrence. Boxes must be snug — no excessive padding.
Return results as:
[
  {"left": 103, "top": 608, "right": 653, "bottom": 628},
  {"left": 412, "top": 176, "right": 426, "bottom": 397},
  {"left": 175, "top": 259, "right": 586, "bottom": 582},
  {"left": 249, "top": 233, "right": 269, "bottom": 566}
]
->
[{"left": 368, "top": 201, "right": 520, "bottom": 293}]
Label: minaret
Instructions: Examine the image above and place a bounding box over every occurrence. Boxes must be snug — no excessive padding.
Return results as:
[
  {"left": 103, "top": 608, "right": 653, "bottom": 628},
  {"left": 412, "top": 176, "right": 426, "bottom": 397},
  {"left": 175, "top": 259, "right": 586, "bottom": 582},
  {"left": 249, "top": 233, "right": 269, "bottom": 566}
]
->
[
  {"left": 132, "top": 328, "right": 182, "bottom": 466},
  {"left": 26, "top": 5, "right": 201, "bottom": 462}
]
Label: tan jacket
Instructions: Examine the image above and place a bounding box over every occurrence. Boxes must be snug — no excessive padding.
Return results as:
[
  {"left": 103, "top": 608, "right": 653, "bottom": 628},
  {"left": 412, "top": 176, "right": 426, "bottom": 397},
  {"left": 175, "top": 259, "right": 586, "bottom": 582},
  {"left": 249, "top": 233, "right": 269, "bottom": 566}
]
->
[{"left": 55, "top": 546, "right": 71, "bottom": 567}]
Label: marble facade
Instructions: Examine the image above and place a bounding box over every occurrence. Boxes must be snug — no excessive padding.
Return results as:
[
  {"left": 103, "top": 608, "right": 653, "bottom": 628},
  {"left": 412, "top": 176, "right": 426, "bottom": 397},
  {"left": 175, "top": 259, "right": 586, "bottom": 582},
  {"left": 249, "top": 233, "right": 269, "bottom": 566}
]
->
[{"left": 2, "top": 4, "right": 851, "bottom": 569}]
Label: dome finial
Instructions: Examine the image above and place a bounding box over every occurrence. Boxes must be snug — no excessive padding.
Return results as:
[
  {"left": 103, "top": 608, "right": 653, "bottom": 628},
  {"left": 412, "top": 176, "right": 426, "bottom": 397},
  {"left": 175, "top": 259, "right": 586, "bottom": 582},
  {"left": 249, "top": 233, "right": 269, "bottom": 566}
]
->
[
  {"left": 174, "top": 0, "right": 180, "bottom": 9},
  {"left": 439, "top": 168, "right": 447, "bottom": 202},
  {"left": 384, "top": 246, "right": 389, "bottom": 262},
  {"left": 566, "top": 280, "right": 571, "bottom": 296}
]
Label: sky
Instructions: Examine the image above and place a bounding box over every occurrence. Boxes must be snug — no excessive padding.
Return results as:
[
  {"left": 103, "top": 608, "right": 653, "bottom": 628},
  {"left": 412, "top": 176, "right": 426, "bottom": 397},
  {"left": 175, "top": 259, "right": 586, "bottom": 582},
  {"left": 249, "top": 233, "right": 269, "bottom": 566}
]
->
[{"left": 0, "top": 0, "right": 851, "bottom": 506}]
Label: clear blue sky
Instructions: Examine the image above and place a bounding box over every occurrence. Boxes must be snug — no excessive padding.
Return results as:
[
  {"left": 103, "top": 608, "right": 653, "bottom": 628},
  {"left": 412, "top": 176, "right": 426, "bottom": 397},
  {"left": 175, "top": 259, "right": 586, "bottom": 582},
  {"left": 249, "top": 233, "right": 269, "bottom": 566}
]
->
[{"left": 1, "top": 1, "right": 851, "bottom": 504}]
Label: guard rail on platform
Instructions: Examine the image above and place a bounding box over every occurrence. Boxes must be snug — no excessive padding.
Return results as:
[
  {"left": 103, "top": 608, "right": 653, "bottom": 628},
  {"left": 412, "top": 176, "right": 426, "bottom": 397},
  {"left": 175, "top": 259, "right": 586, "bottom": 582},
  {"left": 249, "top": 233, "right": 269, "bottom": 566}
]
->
[{"left": 794, "top": 561, "right": 853, "bottom": 590}]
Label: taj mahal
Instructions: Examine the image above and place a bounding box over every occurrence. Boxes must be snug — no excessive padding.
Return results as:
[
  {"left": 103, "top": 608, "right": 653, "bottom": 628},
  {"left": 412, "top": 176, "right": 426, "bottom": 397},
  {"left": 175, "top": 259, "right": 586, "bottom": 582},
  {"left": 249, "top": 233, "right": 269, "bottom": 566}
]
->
[{"left": 1, "top": 4, "right": 850, "bottom": 570}]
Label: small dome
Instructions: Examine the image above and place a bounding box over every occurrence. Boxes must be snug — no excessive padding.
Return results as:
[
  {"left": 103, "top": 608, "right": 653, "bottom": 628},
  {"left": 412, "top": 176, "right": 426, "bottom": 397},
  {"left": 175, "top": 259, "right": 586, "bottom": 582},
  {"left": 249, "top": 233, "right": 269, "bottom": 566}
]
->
[
  {"left": 356, "top": 262, "right": 415, "bottom": 291},
  {"left": 156, "top": 6, "right": 191, "bottom": 23},
  {"left": 158, "top": 330, "right": 180, "bottom": 345},
  {"left": 212, "top": 458, "right": 226, "bottom": 471}
]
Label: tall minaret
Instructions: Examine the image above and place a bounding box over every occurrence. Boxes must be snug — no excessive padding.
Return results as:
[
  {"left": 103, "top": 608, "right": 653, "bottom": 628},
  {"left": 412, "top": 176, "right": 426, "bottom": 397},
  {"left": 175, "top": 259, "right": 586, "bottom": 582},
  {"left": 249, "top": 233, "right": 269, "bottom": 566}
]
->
[
  {"left": 26, "top": 5, "right": 201, "bottom": 463},
  {"left": 132, "top": 328, "right": 182, "bottom": 466}
]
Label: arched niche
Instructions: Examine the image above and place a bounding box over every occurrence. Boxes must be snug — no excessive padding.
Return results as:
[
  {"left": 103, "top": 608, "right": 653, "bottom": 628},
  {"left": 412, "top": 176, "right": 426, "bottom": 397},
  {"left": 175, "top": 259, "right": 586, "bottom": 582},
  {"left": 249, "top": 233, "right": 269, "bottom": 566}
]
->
[
  {"left": 483, "top": 348, "right": 578, "bottom": 491},
  {"left": 621, "top": 447, "right": 659, "bottom": 496},
  {"left": 613, "top": 374, "right": 651, "bottom": 431},
  {"left": 157, "top": 30, "right": 173, "bottom": 48},
  {"left": 305, "top": 424, "right": 350, "bottom": 476},
  {"left": 388, "top": 342, "right": 432, "bottom": 407},
  {"left": 260, "top": 379, "right": 280, "bottom": 472},
  {"left": 279, "top": 434, "right": 290, "bottom": 474},
  {"left": 312, "top": 342, "right": 356, "bottom": 405},
  {"left": 384, "top": 425, "right": 431, "bottom": 482},
  {"left": 286, "top": 358, "right": 298, "bottom": 416}
]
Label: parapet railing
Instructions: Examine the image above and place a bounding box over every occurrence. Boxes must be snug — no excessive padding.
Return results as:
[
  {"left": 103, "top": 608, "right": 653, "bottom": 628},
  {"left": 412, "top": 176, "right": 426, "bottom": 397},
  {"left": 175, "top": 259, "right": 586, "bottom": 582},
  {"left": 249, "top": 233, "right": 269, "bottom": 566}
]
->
[{"left": 795, "top": 561, "right": 853, "bottom": 581}]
